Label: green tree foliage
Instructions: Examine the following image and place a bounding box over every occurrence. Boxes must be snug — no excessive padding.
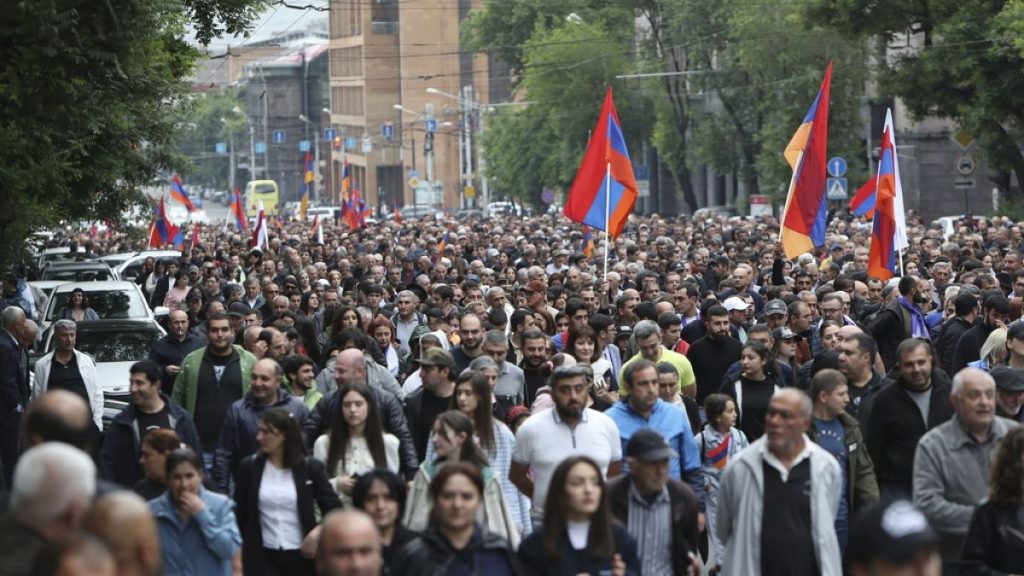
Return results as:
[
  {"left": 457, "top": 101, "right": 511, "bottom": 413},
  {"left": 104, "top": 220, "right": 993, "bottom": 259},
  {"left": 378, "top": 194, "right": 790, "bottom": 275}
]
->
[
  {"left": 0, "top": 0, "right": 266, "bottom": 272},
  {"left": 805, "top": 0, "right": 1024, "bottom": 195},
  {"left": 174, "top": 88, "right": 248, "bottom": 190}
]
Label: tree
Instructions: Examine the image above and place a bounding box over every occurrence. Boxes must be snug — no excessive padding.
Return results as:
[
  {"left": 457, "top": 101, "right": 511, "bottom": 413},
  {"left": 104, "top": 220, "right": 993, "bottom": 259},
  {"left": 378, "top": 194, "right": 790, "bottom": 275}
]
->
[
  {"left": 174, "top": 88, "right": 248, "bottom": 190},
  {"left": 804, "top": 0, "right": 1024, "bottom": 197},
  {"left": 0, "top": 0, "right": 267, "bottom": 273}
]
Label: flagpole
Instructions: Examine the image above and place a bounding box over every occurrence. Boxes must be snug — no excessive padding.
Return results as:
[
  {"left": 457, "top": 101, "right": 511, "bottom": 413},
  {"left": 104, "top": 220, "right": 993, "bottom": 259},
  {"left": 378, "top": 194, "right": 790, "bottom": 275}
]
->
[{"left": 604, "top": 161, "right": 611, "bottom": 282}]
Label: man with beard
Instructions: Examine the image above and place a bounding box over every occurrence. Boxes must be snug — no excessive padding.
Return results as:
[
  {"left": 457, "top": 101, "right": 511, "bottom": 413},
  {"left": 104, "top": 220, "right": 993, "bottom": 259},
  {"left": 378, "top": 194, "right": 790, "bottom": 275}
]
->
[
  {"left": 864, "top": 339, "right": 954, "bottom": 500},
  {"left": 868, "top": 276, "right": 935, "bottom": 371},
  {"left": 990, "top": 365, "right": 1024, "bottom": 423},
  {"left": 836, "top": 333, "right": 890, "bottom": 427},
  {"left": 934, "top": 293, "right": 977, "bottom": 376},
  {"left": 518, "top": 329, "right": 550, "bottom": 407},
  {"left": 313, "top": 288, "right": 340, "bottom": 335},
  {"left": 510, "top": 365, "right": 622, "bottom": 519},
  {"left": 952, "top": 293, "right": 1009, "bottom": 373},
  {"left": 687, "top": 305, "right": 743, "bottom": 404},
  {"left": 450, "top": 313, "right": 484, "bottom": 374}
]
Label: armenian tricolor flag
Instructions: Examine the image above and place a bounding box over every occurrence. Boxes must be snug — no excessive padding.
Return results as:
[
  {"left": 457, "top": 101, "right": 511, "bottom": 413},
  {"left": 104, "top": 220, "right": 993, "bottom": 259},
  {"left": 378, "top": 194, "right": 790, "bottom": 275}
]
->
[
  {"left": 340, "top": 160, "right": 351, "bottom": 204},
  {"left": 780, "top": 62, "right": 832, "bottom": 259},
  {"left": 581, "top": 226, "right": 594, "bottom": 258},
  {"left": 707, "top": 435, "right": 732, "bottom": 470},
  {"left": 299, "top": 151, "right": 313, "bottom": 220},
  {"left": 148, "top": 197, "right": 178, "bottom": 248},
  {"left": 867, "top": 109, "right": 908, "bottom": 280},
  {"left": 230, "top": 186, "right": 247, "bottom": 231},
  {"left": 169, "top": 175, "right": 196, "bottom": 212},
  {"left": 564, "top": 87, "right": 637, "bottom": 239}
]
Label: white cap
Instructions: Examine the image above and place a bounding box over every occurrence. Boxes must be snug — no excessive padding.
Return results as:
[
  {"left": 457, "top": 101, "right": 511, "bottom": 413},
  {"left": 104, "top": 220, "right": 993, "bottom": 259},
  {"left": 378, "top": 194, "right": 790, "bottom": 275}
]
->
[{"left": 723, "top": 296, "right": 750, "bottom": 311}]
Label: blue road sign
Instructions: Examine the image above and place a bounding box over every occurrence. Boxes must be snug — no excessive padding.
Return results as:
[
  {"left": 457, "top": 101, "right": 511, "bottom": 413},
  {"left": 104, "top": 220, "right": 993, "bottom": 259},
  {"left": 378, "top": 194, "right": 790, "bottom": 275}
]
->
[
  {"left": 324, "top": 128, "right": 336, "bottom": 142},
  {"left": 826, "top": 177, "right": 848, "bottom": 200},
  {"left": 299, "top": 140, "right": 311, "bottom": 152},
  {"left": 635, "top": 165, "right": 649, "bottom": 181},
  {"left": 426, "top": 119, "right": 437, "bottom": 133},
  {"left": 382, "top": 122, "right": 394, "bottom": 142},
  {"left": 827, "top": 156, "right": 847, "bottom": 178},
  {"left": 345, "top": 136, "right": 358, "bottom": 150},
  {"left": 215, "top": 142, "right": 227, "bottom": 155},
  {"left": 272, "top": 130, "right": 286, "bottom": 144},
  {"left": 255, "top": 142, "right": 266, "bottom": 155}
]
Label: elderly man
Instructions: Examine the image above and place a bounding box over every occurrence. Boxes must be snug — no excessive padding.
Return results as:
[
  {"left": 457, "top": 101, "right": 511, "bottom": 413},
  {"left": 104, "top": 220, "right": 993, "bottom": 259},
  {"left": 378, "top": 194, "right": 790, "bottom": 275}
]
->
[
  {"left": 913, "top": 367, "right": 1017, "bottom": 567},
  {"left": 32, "top": 319, "right": 104, "bottom": 432},
  {"left": 148, "top": 309, "right": 206, "bottom": 394},
  {"left": 717, "top": 388, "right": 842, "bottom": 576},
  {"left": 0, "top": 305, "right": 29, "bottom": 484},
  {"left": 620, "top": 320, "right": 696, "bottom": 399},
  {"left": 991, "top": 366, "right": 1024, "bottom": 422},
  {"left": 0, "top": 442, "right": 97, "bottom": 576},
  {"left": 390, "top": 290, "right": 426, "bottom": 355}
]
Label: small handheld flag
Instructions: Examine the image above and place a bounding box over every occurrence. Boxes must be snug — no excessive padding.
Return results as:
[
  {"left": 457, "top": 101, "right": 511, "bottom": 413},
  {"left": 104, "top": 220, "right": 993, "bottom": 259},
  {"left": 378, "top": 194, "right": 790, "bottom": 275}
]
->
[{"left": 780, "top": 62, "right": 833, "bottom": 259}]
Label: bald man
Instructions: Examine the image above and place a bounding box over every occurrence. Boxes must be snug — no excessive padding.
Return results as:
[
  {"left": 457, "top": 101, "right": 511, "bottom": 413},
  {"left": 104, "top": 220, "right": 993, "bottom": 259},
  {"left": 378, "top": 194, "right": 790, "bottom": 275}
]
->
[
  {"left": 84, "top": 492, "right": 161, "bottom": 576},
  {"left": 51, "top": 534, "right": 117, "bottom": 576},
  {"left": 316, "top": 510, "right": 382, "bottom": 576},
  {"left": 22, "top": 389, "right": 95, "bottom": 451}
]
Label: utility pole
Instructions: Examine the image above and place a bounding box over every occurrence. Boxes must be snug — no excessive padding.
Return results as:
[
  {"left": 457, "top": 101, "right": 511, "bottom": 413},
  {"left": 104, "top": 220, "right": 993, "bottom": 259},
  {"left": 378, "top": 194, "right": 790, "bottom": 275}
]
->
[
  {"left": 424, "top": 102, "right": 436, "bottom": 206},
  {"left": 463, "top": 85, "right": 474, "bottom": 208}
]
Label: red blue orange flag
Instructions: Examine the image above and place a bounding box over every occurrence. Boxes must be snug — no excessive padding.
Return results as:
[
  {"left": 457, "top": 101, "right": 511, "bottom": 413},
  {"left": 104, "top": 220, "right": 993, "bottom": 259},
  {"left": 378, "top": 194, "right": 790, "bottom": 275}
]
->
[
  {"left": 340, "top": 160, "right": 351, "bottom": 204},
  {"left": 300, "top": 151, "right": 313, "bottom": 220},
  {"left": 581, "top": 226, "right": 594, "bottom": 258},
  {"left": 230, "top": 186, "right": 248, "bottom": 231},
  {"left": 149, "top": 197, "right": 178, "bottom": 248},
  {"left": 849, "top": 179, "right": 876, "bottom": 218},
  {"left": 781, "top": 62, "right": 833, "bottom": 259},
  {"left": 170, "top": 175, "right": 196, "bottom": 213},
  {"left": 868, "top": 109, "right": 908, "bottom": 279},
  {"left": 564, "top": 87, "right": 637, "bottom": 239}
]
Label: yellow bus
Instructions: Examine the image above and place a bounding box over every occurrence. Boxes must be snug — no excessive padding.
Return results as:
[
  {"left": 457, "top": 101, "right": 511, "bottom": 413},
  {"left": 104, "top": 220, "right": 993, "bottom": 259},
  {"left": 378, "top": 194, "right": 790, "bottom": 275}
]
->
[{"left": 244, "top": 180, "right": 280, "bottom": 217}]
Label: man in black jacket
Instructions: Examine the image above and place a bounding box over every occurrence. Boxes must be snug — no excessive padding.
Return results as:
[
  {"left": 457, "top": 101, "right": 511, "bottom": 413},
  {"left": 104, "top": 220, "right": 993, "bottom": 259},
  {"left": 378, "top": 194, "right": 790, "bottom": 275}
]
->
[
  {"left": 100, "top": 360, "right": 201, "bottom": 487},
  {"left": 863, "top": 339, "right": 954, "bottom": 501},
  {"left": 302, "top": 349, "right": 418, "bottom": 480},
  {"left": 952, "top": 293, "right": 1009, "bottom": 373},
  {"left": 934, "top": 293, "right": 977, "bottom": 376},
  {"left": 868, "top": 276, "right": 928, "bottom": 371},
  {"left": 148, "top": 309, "right": 206, "bottom": 394},
  {"left": 837, "top": 332, "right": 891, "bottom": 427},
  {"left": 686, "top": 305, "right": 742, "bottom": 404},
  {"left": 607, "top": 428, "right": 700, "bottom": 576}
]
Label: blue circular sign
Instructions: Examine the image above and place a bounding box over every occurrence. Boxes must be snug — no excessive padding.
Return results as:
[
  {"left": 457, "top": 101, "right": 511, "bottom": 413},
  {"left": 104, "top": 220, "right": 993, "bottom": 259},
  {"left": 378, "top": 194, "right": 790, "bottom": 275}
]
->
[{"left": 827, "top": 156, "right": 847, "bottom": 178}]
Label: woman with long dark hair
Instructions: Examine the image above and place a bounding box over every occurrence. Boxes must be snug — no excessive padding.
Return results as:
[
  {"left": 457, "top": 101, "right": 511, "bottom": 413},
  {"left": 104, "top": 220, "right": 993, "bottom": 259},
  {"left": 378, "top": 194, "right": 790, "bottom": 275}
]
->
[
  {"left": 59, "top": 287, "right": 99, "bottom": 321},
  {"left": 567, "top": 326, "right": 613, "bottom": 396},
  {"left": 397, "top": 463, "right": 520, "bottom": 576},
  {"left": 163, "top": 270, "right": 191, "bottom": 311},
  {"left": 149, "top": 448, "right": 241, "bottom": 576},
  {"left": 518, "top": 456, "right": 640, "bottom": 576},
  {"left": 961, "top": 426, "right": 1024, "bottom": 574},
  {"left": 352, "top": 469, "right": 419, "bottom": 576},
  {"left": 234, "top": 408, "right": 342, "bottom": 575},
  {"left": 718, "top": 340, "right": 782, "bottom": 441},
  {"left": 404, "top": 410, "right": 519, "bottom": 547},
  {"left": 298, "top": 290, "right": 320, "bottom": 319},
  {"left": 313, "top": 381, "right": 399, "bottom": 506}
]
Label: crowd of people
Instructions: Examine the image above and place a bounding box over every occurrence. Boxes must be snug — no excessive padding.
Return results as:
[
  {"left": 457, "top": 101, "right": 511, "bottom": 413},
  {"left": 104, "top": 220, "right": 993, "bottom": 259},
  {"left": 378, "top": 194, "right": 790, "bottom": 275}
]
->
[{"left": 1, "top": 207, "right": 1024, "bottom": 576}]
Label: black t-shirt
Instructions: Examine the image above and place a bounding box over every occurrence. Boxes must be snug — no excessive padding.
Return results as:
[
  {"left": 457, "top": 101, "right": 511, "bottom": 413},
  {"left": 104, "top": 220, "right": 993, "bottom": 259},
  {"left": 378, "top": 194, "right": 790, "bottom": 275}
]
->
[
  {"left": 194, "top": 350, "right": 243, "bottom": 451},
  {"left": 724, "top": 375, "right": 776, "bottom": 442},
  {"left": 135, "top": 402, "right": 172, "bottom": 436},
  {"left": 761, "top": 458, "right": 816, "bottom": 576},
  {"left": 416, "top": 389, "right": 453, "bottom": 460},
  {"left": 48, "top": 354, "right": 90, "bottom": 413},
  {"left": 690, "top": 336, "right": 743, "bottom": 403}
]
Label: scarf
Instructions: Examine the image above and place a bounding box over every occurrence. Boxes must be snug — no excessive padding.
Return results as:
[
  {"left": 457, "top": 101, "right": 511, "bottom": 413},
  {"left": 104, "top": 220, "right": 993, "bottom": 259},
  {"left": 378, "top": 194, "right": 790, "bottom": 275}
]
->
[{"left": 899, "top": 296, "right": 930, "bottom": 338}]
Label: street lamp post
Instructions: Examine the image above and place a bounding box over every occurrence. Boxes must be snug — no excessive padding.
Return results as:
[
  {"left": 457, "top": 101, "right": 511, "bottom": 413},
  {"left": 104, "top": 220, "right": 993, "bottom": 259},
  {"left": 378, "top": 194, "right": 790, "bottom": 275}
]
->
[
  {"left": 232, "top": 106, "right": 256, "bottom": 184},
  {"left": 426, "top": 86, "right": 487, "bottom": 207},
  {"left": 298, "top": 113, "right": 320, "bottom": 204}
]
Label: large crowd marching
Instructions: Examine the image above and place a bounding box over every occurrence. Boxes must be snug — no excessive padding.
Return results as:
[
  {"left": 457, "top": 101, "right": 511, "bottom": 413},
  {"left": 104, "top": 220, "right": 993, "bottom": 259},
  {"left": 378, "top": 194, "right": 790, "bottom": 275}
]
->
[{"left": 1, "top": 207, "right": 1023, "bottom": 576}]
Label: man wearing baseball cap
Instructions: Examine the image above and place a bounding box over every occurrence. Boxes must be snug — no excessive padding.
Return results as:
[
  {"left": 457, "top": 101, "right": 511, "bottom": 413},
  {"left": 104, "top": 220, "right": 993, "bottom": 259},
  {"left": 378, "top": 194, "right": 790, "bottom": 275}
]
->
[
  {"left": 991, "top": 365, "right": 1024, "bottom": 422},
  {"left": 403, "top": 348, "right": 456, "bottom": 460},
  {"left": 607, "top": 428, "right": 701, "bottom": 576},
  {"left": 722, "top": 296, "right": 750, "bottom": 344},
  {"left": 764, "top": 299, "right": 788, "bottom": 331},
  {"left": 846, "top": 500, "right": 940, "bottom": 576}
]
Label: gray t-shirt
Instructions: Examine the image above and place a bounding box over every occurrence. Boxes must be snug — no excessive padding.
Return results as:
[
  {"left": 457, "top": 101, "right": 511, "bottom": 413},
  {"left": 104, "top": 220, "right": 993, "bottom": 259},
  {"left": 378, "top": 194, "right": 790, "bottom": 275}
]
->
[{"left": 907, "top": 387, "right": 932, "bottom": 424}]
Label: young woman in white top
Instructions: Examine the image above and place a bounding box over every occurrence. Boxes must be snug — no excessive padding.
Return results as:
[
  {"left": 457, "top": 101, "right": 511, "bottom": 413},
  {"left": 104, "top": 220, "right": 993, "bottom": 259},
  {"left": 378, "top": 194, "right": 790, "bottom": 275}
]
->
[{"left": 313, "top": 381, "right": 399, "bottom": 507}]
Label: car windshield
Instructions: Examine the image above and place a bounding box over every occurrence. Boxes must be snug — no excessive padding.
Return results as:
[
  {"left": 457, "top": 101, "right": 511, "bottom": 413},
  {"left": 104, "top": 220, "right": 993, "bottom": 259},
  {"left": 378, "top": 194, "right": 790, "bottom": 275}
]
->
[
  {"left": 47, "top": 289, "right": 148, "bottom": 321},
  {"left": 42, "top": 268, "right": 114, "bottom": 282},
  {"left": 72, "top": 329, "right": 160, "bottom": 363}
]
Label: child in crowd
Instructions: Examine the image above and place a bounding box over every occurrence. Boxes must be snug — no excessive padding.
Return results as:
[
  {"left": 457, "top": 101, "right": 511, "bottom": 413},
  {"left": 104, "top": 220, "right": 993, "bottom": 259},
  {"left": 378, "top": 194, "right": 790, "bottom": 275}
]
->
[{"left": 696, "top": 393, "right": 749, "bottom": 575}]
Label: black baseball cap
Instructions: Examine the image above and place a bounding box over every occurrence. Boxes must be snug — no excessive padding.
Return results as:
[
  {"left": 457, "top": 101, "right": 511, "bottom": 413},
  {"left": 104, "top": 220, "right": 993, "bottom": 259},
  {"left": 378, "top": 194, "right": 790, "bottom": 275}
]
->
[
  {"left": 847, "top": 500, "right": 938, "bottom": 566},
  {"left": 227, "top": 302, "right": 251, "bottom": 318},
  {"left": 625, "top": 429, "right": 677, "bottom": 461},
  {"left": 990, "top": 365, "right": 1024, "bottom": 392}
]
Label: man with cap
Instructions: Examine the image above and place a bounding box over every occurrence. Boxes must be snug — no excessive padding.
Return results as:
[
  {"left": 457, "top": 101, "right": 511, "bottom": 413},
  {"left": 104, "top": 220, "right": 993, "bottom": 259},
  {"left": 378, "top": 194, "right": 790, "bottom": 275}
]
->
[
  {"left": 722, "top": 296, "right": 750, "bottom": 344},
  {"left": 913, "top": 367, "right": 1017, "bottom": 568},
  {"left": 716, "top": 388, "right": 842, "bottom": 576},
  {"left": 148, "top": 309, "right": 206, "bottom": 394},
  {"left": 403, "top": 348, "right": 457, "bottom": 460},
  {"left": 935, "top": 292, "right": 978, "bottom": 376},
  {"left": 607, "top": 428, "right": 701, "bottom": 576},
  {"left": 764, "top": 299, "right": 788, "bottom": 331},
  {"left": 991, "top": 365, "right": 1024, "bottom": 422},
  {"left": 846, "top": 500, "right": 941, "bottom": 576}
]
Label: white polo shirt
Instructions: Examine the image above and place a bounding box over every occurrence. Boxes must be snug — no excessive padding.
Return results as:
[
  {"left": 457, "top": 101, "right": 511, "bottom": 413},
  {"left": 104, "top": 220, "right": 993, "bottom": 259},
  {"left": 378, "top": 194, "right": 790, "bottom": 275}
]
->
[{"left": 512, "top": 407, "right": 622, "bottom": 514}]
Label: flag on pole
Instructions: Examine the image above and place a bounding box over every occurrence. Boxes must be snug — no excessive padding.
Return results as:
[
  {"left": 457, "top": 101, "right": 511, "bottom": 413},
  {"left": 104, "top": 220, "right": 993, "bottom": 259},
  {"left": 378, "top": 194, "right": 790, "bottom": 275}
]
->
[
  {"left": 230, "top": 186, "right": 248, "bottom": 231},
  {"left": 169, "top": 175, "right": 196, "bottom": 212},
  {"left": 340, "top": 160, "right": 351, "bottom": 203},
  {"left": 849, "top": 179, "right": 877, "bottom": 217},
  {"left": 581, "top": 226, "right": 594, "bottom": 258},
  {"left": 190, "top": 223, "right": 200, "bottom": 251},
  {"left": 149, "top": 197, "right": 178, "bottom": 248},
  {"left": 564, "top": 87, "right": 637, "bottom": 238},
  {"left": 868, "top": 108, "right": 908, "bottom": 280},
  {"left": 252, "top": 200, "right": 268, "bottom": 249},
  {"left": 780, "top": 62, "right": 833, "bottom": 259},
  {"left": 299, "top": 151, "right": 313, "bottom": 220}
]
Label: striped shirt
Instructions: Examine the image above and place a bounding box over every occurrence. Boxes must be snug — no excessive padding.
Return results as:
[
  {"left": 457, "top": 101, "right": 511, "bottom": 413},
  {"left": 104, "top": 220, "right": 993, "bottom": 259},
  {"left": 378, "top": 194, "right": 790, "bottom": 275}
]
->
[{"left": 626, "top": 482, "right": 673, "bottom": 576}]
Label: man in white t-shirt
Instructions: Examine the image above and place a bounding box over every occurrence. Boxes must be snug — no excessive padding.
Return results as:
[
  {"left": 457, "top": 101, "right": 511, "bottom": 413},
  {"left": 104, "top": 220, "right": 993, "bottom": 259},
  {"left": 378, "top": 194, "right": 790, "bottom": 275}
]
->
[{"left": 510, "top": 365, "right": 622, "bottom": 520}]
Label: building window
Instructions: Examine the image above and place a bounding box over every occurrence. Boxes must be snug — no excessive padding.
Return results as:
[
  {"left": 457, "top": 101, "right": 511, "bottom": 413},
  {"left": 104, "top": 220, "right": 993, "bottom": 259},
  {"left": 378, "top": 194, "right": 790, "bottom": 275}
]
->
[
  {"left": 331, "top": 86, "right": 364, "bottom": 117},
  {"left": 330, "top": 46, "right": 363, "bottom": 77}
]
